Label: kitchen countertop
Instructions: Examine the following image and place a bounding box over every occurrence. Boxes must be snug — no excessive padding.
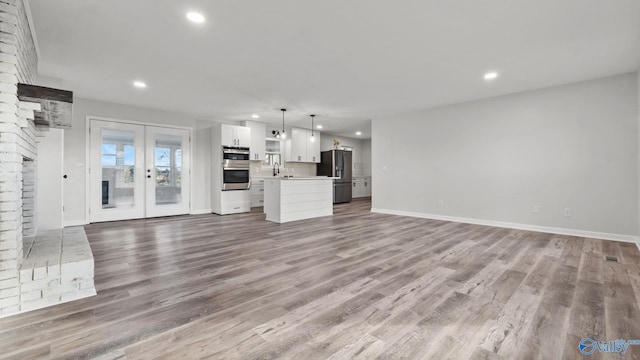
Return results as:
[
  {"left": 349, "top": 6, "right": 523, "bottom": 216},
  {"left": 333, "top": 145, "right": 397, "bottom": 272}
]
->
[
  {"left": 276, "top": 176, "right": 338, "bottom": 180},
  {"left": 254, "top": 176, "right": 338, "bottom": 180}
]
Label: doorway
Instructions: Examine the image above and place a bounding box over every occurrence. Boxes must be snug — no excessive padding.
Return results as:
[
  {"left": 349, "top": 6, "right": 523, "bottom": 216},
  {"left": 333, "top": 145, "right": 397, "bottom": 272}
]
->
[{"left": 89, "top": 119, "right": 190, "bottom": 222}]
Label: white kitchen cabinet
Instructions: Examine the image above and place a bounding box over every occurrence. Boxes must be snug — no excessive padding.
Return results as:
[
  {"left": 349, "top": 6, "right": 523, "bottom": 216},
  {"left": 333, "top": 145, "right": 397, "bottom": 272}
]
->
[
  {"left": 242, "top": 121, "right": 266, "bottom": 160},
  {"left": 352, "top": 177, "right": 371, "bottom": 198},
  {"left": 364, "top": 177, "right": 371, "bottom": 197},
  {"left": 285, "top": 127, "right": 321, "bottom": 163},
  {"left": 221, "top": 124, "right": 251, "bottom": 147},
  {"left": 307, "top": 132, "right": 320, "bottom": 163},
  {"left": 211, "top": 124, "right": 251, "bottom": 215},
  {"left": 352, "top": 178, "right": 365, "bottom": 198},
  {"left": 288, "top": 127, "right": 307, "bottom": 162},
  {"left": 251, "top": 178, "right": 265, "bottom": 207}
]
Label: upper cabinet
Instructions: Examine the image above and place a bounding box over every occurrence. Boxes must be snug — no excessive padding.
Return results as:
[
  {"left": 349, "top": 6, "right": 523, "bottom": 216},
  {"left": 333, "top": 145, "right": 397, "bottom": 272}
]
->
[
  {"left": 242, "top": 121, "right": 266, "bottom": 161},
  {"left": 285, "top": 127, "right": 321, "bottom": 163},
  {"left": 307, "top": 130, "right": 320, "bottom": 163},
  {"left": 221, "top": 124, "right": 250, "bottom": 147}
]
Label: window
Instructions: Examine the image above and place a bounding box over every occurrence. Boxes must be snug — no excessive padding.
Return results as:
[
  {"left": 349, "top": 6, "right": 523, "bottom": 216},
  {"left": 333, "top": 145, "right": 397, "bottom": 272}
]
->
[{"left": 263, "top": 139, "right": 282, "bottom": 167}]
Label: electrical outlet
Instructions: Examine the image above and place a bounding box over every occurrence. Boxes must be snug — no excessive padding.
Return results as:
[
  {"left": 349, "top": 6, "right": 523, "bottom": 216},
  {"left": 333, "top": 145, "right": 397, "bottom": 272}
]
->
[
  {"left": 564, "top": 208, "right": 572, "bottom": 217},
  {"left": 438, "top": 200, "right": 444, "bottom": 207},
  {"left": 533, "top": 205, "right": 540, "bottom": 213}
]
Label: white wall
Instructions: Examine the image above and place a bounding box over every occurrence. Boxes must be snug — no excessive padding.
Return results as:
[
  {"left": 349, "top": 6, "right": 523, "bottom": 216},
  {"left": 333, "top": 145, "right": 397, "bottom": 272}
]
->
[
  {"left": 62, "top": 97, "right": 205, "bottom": 225},
  {"left": 36, "top": 129, "right": 64, "bottom": 230},
  {"left": 362, "top": 139, "right": 372, "bottom": 177},
  {"left": 637, "top": 70, "right": 640, "bottom": 243},
  {"left": 373, "top": 73, "right": 638, "bottom": 239},
  {"left": 194, "top": 120, "right": 212, "bottom": 213}
]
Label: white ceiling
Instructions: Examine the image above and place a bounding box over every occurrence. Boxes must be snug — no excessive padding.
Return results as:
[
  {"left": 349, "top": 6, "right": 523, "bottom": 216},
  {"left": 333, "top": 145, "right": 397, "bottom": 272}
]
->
[{"left": 29, "top": 0, "right": 640, "bottom": 139}]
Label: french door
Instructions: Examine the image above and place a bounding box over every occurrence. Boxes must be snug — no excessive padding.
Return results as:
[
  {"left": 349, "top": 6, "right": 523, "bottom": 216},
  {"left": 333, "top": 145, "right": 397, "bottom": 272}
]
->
[{"left": 89, "top": 120, "right": 190, "bottom": 223}]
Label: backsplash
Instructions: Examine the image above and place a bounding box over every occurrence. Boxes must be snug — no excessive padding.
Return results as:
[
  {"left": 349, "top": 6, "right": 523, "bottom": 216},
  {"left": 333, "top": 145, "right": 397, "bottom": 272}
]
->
[{"left": 250, "top": 161, "right": 316, "bottom": 178}]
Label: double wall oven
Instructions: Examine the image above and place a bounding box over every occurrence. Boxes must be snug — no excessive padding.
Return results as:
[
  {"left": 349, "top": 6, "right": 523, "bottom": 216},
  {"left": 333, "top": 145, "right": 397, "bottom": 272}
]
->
[{"left": 222, "top": 146, "right": 250, "bottom": 190}]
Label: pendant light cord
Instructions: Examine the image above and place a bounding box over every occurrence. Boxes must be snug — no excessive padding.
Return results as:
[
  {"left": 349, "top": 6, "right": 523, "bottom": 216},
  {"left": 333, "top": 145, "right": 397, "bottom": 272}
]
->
[{"left": 311, "top": 114, "right": 315, "bottom": 136}]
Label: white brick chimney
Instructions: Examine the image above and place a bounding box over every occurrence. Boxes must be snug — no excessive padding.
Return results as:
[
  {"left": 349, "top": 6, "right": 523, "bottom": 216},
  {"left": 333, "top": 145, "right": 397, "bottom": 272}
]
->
[{"left": 0, "top": 0, "right": 40, "bottom": 316}]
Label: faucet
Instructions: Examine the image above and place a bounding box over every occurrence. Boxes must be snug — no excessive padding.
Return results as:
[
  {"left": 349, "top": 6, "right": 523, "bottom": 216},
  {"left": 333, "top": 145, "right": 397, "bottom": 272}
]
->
[{"left": 273, "top": 162, "right": 280, "bottom": 177}]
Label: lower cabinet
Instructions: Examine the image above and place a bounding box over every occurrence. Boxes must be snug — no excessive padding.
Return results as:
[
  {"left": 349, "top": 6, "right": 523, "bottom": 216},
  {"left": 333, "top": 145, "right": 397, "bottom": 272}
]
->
[
  {"left": 219, "top": 190, "right": 251, "bottom": 214},
  {"left": 251, "top": 178, "right": 265, "bottom": 207},
  {"left": 352, "top": 177, "right": 371, "bottom": 198},
  {"left": 364, "top": 177, "right": 371, "bottom": 197}
]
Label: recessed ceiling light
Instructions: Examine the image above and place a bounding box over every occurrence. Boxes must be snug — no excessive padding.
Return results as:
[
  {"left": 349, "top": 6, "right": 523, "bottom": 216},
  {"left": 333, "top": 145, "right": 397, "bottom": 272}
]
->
[
  {"left": 316, "top": 125, "right": 323, "bottom": 129},
  {"left": 484, "top": 72, "right": 499, "bottom": 81},
  {"left": 133, "top": 81, "right": 147, "bottom": 89},
  {"left": 186, "top": 12, "right": 205, "bottom": 23},
  {"left": 356, "top": 131, "right": 362, "bottom": 136},
  {"left": 251, "top": 114, "right": 259, "bottom": 119}
]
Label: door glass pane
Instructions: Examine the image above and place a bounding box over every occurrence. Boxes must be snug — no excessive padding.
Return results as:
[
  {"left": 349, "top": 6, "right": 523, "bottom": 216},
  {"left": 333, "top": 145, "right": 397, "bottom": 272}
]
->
[
  {"left": 101, "top": 129, "right": 135, "bottom": 209},
  {"left": 154, "top": 134, "right": 182, "bottom": 205}
]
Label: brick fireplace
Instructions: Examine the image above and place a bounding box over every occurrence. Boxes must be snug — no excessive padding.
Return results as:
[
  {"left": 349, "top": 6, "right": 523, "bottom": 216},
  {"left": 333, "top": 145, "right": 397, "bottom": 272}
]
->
[
  {"left": 0, "top": 0, "right": 39, "bottom": 316},
  {"left": 1, "top": 0, "right": 95, "bottom": 317},
  {"left": 21, "top": 157, "right": 35, "bottom": 237}
]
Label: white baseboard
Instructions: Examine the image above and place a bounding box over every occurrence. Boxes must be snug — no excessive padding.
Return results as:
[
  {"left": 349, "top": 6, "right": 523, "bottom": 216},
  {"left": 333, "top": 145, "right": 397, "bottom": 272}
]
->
[
  {"left": 371, "top": 208, "right": 638, "bottom": 244},
  {"left": 190, "top": 209, "right": 212, "bottom": 215},
  {"left": 636, "top": 237, "right": 640, "bottom": 252},
  {"left": 64, "top": 220, "right": 87, "bottom": 227}
]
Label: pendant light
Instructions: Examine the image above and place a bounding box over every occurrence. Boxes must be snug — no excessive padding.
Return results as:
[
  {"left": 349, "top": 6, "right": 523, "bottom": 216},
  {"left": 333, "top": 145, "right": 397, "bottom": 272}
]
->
[
  {"left": 280, "top": 108, "right": 287, "bottom": 139},
  {"left": 310, "top": 114, "right": 316, "bottom": 142}
]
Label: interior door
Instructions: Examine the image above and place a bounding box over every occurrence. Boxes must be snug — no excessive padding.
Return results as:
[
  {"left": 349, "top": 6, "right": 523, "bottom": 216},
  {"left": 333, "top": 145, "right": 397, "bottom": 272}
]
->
[
  {"left": 90, "top": 120, "right": 145, "bottom": 222},
  {"left": 145, "top": 127, "right": 191, "bottom": 218}
]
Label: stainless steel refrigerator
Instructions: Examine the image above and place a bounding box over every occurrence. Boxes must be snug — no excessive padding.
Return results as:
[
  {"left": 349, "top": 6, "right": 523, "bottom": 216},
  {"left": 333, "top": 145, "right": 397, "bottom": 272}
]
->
[{"left": 317, "top": 149, "right": 352, "bottom": 203}]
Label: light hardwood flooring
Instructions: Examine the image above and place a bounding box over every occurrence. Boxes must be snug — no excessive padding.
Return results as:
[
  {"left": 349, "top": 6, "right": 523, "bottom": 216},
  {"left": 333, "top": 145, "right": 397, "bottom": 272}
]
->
[{"left": 1, "top": 199, "right": 640, "bottom": 359}]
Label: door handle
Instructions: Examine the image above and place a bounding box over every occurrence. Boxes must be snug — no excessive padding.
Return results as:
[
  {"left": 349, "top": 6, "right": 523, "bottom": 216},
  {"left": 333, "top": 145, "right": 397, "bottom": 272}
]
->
[{"left": 147, "top": 175, "right": 151, "bottom": 178}]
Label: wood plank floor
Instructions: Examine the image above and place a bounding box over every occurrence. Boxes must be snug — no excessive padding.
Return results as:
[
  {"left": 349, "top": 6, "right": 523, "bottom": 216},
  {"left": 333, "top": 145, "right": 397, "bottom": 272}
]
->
[{"left": 1, "top": 199, "right": 640, "bottom": 359}]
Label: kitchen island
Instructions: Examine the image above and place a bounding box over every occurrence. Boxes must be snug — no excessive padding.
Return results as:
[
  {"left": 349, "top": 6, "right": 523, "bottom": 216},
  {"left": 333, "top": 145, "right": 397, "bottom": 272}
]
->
[{"left": 263, "top": 177, "right": 335, "bottom": 223}]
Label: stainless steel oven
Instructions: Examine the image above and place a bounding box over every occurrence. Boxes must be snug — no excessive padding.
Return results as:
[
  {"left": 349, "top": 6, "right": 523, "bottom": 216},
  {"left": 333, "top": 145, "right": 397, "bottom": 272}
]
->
[{"left": 222, "top": 146, "right": 250, "bottom": 190}]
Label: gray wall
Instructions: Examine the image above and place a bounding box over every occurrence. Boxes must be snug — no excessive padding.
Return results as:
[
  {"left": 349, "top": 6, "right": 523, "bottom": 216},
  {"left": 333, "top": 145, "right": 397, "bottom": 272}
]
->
[
  {"left": 373, "top": 73, "right": 638, "bottom": 238},
  {"left": 362, "top": 139, "right": 372, "bottom": 177}
]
